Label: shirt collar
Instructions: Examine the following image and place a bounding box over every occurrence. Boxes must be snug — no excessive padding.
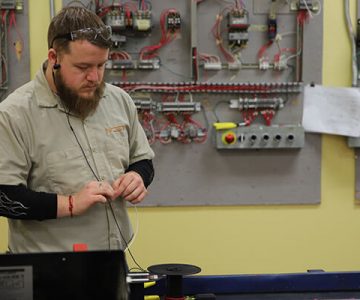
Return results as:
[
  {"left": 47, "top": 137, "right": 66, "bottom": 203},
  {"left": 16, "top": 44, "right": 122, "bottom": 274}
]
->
[{"left": 34, "top": 60, "right": 60, "bottom": 108}]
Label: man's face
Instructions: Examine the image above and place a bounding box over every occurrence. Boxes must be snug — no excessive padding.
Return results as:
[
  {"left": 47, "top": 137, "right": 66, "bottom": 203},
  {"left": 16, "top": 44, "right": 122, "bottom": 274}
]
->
[{"left": 54, "top": 40, "right": 109, "bottom": 119}]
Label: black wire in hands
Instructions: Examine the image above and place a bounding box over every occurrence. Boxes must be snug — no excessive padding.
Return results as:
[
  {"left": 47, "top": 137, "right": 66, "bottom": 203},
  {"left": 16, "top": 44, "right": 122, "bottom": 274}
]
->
[
  {"left": 66, "top": 112, "right": 145, "bottom": 271},
  {"left": 106, "top": 199, "right": 146, "bottom": 272}
]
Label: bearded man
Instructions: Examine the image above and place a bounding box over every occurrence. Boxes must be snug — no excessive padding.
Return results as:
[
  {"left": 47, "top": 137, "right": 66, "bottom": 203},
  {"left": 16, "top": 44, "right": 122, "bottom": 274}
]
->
[{"left": 0, "top": 6, "right": 154, "bottom": 253}]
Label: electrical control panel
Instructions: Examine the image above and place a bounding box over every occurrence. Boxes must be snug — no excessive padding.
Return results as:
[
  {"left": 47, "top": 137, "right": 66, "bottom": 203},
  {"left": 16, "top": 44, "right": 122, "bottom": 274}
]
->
[
  {"left": 63, "top": 0, "right": 323, "bottom": 206},
  {"left": 0, "top": 0, "right": 27, "bottom": 102},
  {"left": 86, "top": 0, "right": 319, "bottom": 153}
]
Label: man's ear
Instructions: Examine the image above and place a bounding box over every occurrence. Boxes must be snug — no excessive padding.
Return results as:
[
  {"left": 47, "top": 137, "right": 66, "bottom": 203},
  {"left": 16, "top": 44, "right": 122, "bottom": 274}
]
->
[{"left": 48, "top": 48, "right": 58, "bottom": 67}]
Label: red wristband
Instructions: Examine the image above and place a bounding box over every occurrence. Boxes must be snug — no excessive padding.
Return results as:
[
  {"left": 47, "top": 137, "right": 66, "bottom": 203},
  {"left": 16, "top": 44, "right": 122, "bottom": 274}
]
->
[{"left": 68, "top": 195, "right": 74, "bottom": 217}]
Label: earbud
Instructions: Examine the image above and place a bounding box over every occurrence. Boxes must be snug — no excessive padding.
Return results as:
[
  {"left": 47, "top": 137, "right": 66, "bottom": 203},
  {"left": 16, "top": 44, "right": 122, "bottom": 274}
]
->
[{"left": 53, "top": 63, "right": 61, "bottom": 70}]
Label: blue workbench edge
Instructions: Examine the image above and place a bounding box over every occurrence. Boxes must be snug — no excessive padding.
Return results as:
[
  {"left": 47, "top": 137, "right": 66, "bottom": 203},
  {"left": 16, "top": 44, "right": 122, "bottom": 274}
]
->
[{"left": 145, "top": 271, "right": 360, "bottom": 295}]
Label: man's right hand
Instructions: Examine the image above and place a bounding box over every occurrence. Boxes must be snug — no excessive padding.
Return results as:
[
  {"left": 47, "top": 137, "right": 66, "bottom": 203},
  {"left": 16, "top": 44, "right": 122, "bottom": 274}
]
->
[{"left": 57, "top": 181, "right": 115, "bottom": 218}]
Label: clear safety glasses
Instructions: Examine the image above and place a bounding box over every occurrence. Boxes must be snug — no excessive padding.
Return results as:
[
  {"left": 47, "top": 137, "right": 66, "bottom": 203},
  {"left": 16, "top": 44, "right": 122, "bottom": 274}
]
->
[{"left": 50, "top": 25, "right": 112, "bottom": 47}]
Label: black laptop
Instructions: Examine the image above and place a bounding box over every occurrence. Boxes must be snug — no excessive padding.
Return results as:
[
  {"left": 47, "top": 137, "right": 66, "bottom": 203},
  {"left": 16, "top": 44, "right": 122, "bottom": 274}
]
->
[{"left": 0, "top": 250, "right": 128, "bottom": 300}]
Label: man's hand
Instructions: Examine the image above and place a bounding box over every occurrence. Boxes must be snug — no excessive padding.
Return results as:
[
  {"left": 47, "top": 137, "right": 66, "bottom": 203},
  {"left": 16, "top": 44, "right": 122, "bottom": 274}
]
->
[
  {"left": 73, "top": 181, "right": 115, "bottom": 214},
  {"left": 112, "top": 171, "right": 147, "bottom": 204},
  {"left": 57, "top": 181, "right": 115, "bottom": 217}
]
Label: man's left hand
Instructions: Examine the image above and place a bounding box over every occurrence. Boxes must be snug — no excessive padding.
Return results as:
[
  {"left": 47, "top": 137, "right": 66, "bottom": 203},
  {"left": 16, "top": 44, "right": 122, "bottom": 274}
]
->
[{"left": 112, "top": 171, "right": 148, "bottom": 204}]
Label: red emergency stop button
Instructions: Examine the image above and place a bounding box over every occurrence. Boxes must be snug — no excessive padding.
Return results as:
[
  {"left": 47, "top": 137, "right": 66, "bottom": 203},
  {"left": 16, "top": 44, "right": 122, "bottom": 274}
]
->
[{"left": 222, "top": 131, "right": 236, "bottom": 144}]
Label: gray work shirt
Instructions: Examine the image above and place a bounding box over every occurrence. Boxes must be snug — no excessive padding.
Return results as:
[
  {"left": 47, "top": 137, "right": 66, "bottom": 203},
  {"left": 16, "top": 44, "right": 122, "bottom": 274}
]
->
[{"left": 0, "top": 62, "right": 154, "bottom": 253}]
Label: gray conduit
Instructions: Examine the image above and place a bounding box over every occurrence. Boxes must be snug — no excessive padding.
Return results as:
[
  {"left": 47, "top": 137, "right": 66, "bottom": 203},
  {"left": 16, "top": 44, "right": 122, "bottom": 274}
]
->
[{"left": 50, "top": 0, "right": 55, "bottom": 19}]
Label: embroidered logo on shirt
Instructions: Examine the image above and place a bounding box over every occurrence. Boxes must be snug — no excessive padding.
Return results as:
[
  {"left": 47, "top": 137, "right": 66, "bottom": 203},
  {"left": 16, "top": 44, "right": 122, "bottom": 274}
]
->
[{"left": 105, "top": 125, "right": 126, "bottom": 135}]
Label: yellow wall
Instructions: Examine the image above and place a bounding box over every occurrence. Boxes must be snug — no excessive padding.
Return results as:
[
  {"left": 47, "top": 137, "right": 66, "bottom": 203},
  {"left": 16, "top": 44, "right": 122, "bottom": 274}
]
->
[{"left": 1, "top": 1, "right": 360, "bottom": 275}]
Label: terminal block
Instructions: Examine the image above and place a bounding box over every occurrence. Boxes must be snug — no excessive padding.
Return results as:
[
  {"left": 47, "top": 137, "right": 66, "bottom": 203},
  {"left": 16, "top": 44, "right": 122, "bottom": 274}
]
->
[
  {"left": 228, "top": 61, "right": 242, "bottom": 70},
  {"left": 108, "top": 51, "right": 135, "bottom": 69},
  {"left": 290, "top": 0, "right": 320, "bottom": 13},
  {"left": 137, "top": 59, "right": 160, "bottom": 70},
  {"left": 202, "top": 61, "right": 242, "bottom": 71},
  {"left": 203, "top": 62, "right": 222, "bottom": 71},
  {"left": 157, "top": 101, "right": 201, "bottom": 113},
  {"left": 108, "top": 59, "right": 135, "bottom": 70},
  {"left": 133, "top": 98, "right": 156, "bottom": 111},
  {"left": 214, "top": 124, "right": 305, "bottom": 149},
  {"left": 133, "top": 10, "right": 152, "bottom": 32},
  {"left": 115, "top": 81, "right": 303, "bottom": 94},
  {"left": 230, "top": 97, "right": 284, "bottom": 110}
]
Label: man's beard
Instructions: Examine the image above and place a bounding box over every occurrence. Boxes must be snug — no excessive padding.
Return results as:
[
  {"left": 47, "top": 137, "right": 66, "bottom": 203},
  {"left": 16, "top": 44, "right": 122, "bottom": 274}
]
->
[{"left": 54, "top": 71, "right": 105, "bottom": 120}]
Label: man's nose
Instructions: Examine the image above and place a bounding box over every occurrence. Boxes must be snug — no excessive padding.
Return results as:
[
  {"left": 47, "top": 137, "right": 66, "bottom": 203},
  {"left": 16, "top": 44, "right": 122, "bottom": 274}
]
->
[{"left": 86, "top": 67, "right": 99, "bottom": 82}]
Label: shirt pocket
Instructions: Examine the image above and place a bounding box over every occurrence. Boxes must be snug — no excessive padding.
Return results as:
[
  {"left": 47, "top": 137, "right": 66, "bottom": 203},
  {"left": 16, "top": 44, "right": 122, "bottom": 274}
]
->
[
  {"left": 103, "top": 128, "right": 130, "bottom": 179},
  {"left": 46, "top": 147, "right": 94, "bottom": 194},
  {"left": 104, "top": 123, "right": 129, "bottom": 148}
]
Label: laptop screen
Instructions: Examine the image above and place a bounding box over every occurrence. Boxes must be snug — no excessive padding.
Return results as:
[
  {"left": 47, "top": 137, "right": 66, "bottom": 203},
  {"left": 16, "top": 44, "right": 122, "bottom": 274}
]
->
[{"left": 0, "top": 250, "right": 128, "bottom": 300}]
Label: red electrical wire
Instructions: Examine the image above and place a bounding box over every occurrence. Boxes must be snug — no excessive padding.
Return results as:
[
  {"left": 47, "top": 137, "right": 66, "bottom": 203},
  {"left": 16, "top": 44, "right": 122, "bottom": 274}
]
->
[
  {"left": 257, "top": 40, "right": 273, "bottom": 59},
  {"left": 261, "top": 110, "right": 275, "bottom": 126},
  {"left": 139, "top": 8, "right": 180, "bottom": 60},
  {"left": 211, "top": 6, "right": 236, "bottom": 63},
  {"left": 297, "top": 10, "right": 309, "bottom": 26},
  {"left": 140, "top": 111, "right": 156, "bottom": 144}
]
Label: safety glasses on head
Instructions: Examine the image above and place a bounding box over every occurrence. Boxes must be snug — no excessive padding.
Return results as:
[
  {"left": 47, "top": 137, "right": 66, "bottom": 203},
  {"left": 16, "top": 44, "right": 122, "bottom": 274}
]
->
[{"left": 50, "top": 25, "right": 112, "bottom": 48}]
